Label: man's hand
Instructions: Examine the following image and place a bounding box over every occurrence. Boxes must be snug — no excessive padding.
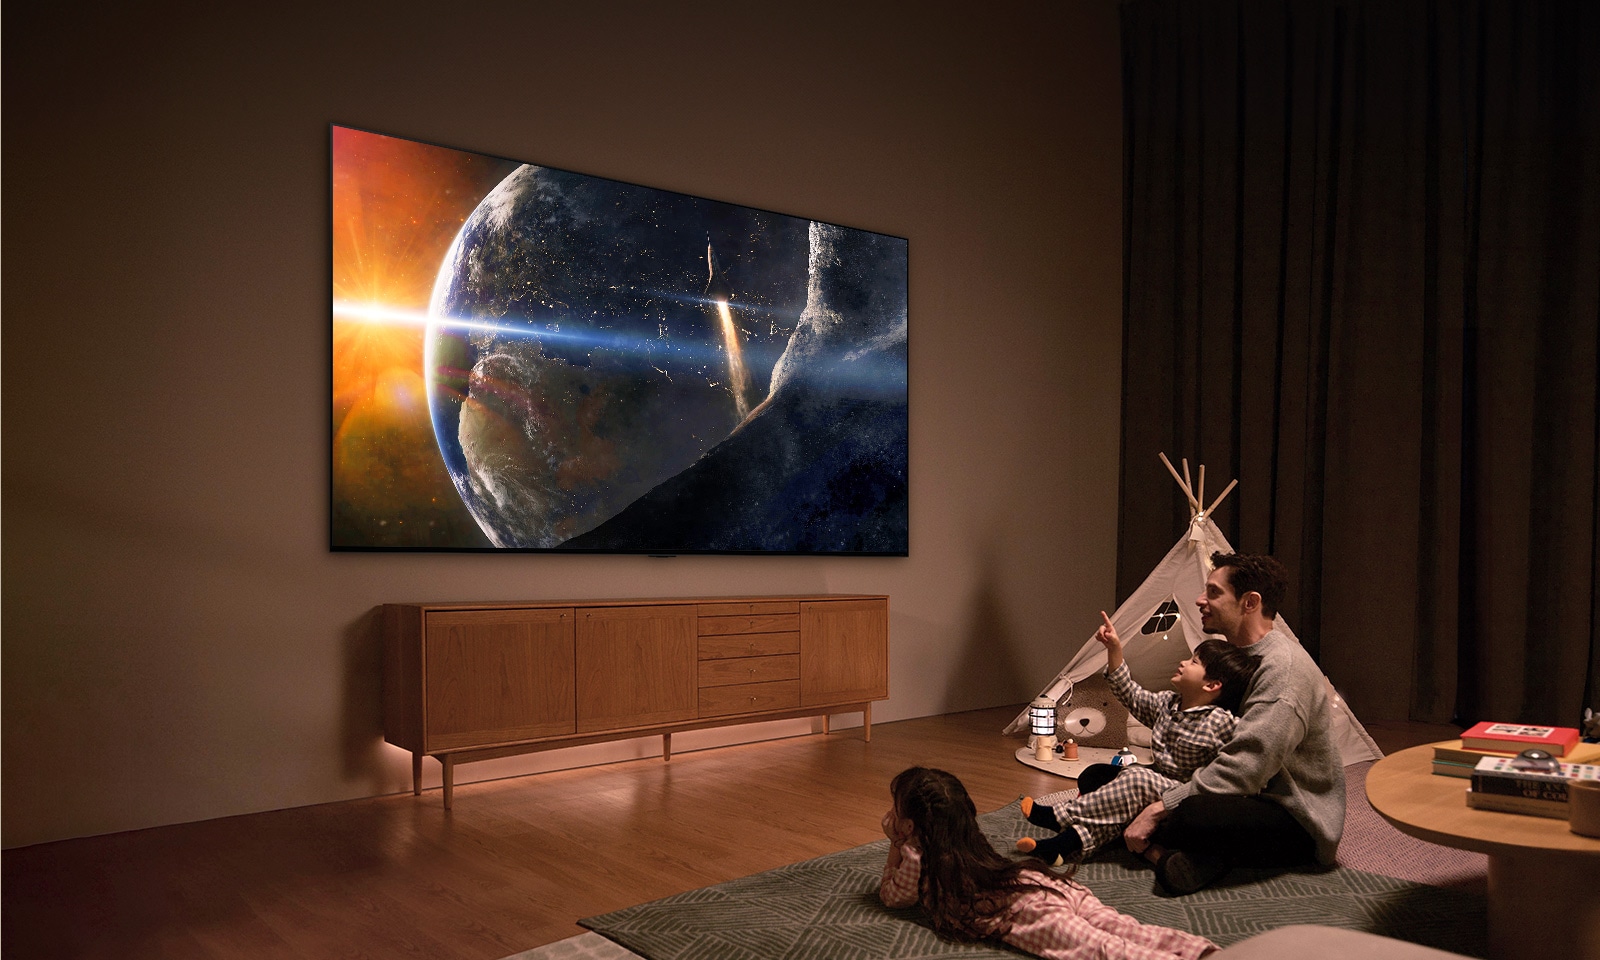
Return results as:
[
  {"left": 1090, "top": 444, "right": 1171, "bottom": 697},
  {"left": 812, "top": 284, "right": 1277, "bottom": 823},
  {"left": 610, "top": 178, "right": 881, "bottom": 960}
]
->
[
  {"left": 1095, "top": 611, "right": 1125, "bottom": 672},
  {"left": 1122, "top": 799, "right": 1166, "bottom": 853}
]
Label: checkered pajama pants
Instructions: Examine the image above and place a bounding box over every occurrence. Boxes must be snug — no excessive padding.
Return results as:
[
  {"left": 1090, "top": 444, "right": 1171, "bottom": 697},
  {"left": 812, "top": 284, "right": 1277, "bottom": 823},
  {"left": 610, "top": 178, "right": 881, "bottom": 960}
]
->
[{"left": 1035, "top": 766, "right": 1181, "bottom": 856}]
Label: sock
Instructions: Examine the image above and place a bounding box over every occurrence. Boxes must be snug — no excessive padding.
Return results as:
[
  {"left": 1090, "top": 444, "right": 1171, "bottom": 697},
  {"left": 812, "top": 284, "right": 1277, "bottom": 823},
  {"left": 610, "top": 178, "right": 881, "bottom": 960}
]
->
[
  {"left": 1020, "top": 797, "right": 1062, "bottom": 831},
  {"left": 1016, "top": 829, "right": 1084, "bottom": 867}
]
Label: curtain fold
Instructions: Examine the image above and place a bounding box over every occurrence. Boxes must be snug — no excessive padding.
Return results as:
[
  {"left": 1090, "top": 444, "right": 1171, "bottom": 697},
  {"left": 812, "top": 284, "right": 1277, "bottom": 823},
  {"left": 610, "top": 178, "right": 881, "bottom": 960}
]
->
[{"left": 1117, "top": 0, "right": 1600, "bottom": 724}]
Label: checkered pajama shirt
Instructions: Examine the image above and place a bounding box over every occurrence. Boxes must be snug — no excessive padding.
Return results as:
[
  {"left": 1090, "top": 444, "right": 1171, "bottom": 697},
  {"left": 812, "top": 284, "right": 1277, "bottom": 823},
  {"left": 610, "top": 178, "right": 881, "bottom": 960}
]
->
[{"left": 1036, "top": 662, "right": 1236, "bottom": 856}]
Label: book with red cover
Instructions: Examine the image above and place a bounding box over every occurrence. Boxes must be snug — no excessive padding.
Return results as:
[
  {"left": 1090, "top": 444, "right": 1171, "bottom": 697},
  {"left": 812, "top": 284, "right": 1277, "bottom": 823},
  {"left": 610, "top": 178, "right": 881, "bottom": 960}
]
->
[{"left": 1460, "top": 721, "right": 1581, "bottom": 756}]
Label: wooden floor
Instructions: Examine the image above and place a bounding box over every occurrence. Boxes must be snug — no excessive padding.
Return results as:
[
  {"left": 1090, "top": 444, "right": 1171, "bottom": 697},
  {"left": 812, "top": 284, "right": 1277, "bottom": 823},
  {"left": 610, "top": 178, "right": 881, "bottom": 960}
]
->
[{"left": 2, "top": 706, "right": 1459, "bottom": 960}]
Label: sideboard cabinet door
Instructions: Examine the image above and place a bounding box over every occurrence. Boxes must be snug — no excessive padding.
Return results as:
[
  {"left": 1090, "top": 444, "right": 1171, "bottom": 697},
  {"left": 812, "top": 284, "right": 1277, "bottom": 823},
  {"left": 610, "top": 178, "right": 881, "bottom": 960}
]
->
[
  {"left": 576, "top": 605, "right": 697, "bottom": 733},
  {"left": 425, "top": 608, "right": 576, "bottom": 752},
  {"left": 800, "top": 599, "right": 889, "bottom": 706}
]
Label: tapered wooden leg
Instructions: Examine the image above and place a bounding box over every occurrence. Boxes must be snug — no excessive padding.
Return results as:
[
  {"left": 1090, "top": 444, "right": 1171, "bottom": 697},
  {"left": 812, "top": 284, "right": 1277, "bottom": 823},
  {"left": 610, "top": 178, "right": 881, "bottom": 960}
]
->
[
  {"left": 412, "top": 752, "right": 422, "bottom": 796},
  {"left": 822, "top": 715, "right": 831, "bottom": 734},
  {"left": 863, "top": 703, "right": 872, "bottom": 742},
  {"left": 442, "top": 755, "right": 454, "bottom": 811},
  {"left": 662, "top": 733, "right": 672, "bottom": 762}
]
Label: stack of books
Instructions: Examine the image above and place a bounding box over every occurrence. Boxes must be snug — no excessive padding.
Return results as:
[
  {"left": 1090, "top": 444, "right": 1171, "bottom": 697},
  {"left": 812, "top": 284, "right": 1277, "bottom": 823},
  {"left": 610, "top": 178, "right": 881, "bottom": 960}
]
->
[
  {"left": 1466, "top": 754, "right": 1600, "bottom": 818},
  {"left": 1430, "top": 722, "right": 1597, "bottom": 778}
]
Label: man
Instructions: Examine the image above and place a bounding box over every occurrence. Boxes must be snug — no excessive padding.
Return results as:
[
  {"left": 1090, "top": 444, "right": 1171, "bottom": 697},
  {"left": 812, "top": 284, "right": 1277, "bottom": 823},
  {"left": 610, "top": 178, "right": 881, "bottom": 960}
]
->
[{"left": 1122, "top": 552, "right": 1345, "bottom": 895}]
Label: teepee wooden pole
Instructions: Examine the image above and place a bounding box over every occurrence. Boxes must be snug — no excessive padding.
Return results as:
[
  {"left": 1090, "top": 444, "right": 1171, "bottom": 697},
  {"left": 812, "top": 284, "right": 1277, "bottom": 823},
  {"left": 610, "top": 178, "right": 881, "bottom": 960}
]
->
[
  {"left": 1204, "top": 479, "right": 1238, "bottom": 517},
  {"left": 1182, "top": 458, "right": 1192, "bottom": 492},
  {"left": 1159, "top": 452, "right": 1201, "bottom": 511},
  {"left": 1198, "top": 465, "right": 1206, "bottom": 513}
]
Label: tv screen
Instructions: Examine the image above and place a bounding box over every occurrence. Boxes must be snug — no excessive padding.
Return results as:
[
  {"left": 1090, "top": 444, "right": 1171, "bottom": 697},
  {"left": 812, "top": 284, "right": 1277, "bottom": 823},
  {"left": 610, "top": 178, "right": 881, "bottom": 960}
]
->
[{"left": 331, "top": 125, "right": 907, "bottom": 554}]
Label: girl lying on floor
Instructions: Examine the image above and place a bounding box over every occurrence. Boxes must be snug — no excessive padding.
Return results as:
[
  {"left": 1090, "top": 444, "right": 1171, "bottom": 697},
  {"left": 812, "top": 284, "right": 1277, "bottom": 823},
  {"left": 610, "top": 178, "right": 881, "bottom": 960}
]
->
[{"left": 879, "top": 766, "right": 1218, "bottom": 960}]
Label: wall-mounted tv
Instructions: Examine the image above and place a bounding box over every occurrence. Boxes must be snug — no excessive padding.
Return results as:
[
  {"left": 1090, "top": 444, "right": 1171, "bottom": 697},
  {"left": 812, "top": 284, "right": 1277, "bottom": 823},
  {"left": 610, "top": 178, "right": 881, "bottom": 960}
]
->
[{"left": 331, "top": 125, "right": 907, "bottom": 554}]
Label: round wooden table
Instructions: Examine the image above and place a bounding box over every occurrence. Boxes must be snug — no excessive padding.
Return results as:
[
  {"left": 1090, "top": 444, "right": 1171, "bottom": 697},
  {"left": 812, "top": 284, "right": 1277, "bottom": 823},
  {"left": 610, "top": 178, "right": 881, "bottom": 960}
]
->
[{"left": 1365, "top": 744, "right": 1600, "bottom": 960}]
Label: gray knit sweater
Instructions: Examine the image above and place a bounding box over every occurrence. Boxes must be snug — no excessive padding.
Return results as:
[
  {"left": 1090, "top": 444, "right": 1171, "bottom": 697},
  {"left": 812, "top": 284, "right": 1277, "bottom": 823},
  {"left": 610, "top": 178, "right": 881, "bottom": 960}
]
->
[{"left": 1159, "top": 629, "right": 1346, "bottom": 864}]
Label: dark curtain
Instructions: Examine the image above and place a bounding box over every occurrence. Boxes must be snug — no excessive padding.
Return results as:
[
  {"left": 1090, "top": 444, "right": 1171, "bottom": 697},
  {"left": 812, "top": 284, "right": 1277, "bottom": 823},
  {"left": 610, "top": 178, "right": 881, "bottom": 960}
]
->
[{"left": 1117, "top": 0, "right": 1600, "bottom": 725}]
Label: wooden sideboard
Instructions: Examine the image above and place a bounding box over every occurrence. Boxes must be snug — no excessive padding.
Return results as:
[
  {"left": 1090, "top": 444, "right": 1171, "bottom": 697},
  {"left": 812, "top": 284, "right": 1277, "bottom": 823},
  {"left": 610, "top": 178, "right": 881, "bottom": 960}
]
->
[{"left": 382, "top": 595, "right": 889, "bottom": 807}]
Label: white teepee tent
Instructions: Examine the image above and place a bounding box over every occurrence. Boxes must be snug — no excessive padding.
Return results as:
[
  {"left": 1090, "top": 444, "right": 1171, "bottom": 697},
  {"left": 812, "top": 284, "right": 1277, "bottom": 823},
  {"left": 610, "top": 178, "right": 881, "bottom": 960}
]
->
[{"left": 1004, "top": 455, "right": 1383, "bottom": 767}]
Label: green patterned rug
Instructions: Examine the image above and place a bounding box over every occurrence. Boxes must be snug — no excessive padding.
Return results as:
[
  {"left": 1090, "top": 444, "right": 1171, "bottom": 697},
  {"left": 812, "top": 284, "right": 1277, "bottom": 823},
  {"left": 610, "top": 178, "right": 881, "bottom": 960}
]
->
[{"left": 580, "top": 800, "right": 1487, "bottom": 960}]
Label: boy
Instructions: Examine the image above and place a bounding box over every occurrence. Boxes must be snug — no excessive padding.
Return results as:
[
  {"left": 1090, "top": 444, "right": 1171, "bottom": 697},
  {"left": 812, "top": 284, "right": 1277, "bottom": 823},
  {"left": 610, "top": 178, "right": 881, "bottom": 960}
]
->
[{"left": 1017, "top": 612, "right": 1259, "bottom": 865}]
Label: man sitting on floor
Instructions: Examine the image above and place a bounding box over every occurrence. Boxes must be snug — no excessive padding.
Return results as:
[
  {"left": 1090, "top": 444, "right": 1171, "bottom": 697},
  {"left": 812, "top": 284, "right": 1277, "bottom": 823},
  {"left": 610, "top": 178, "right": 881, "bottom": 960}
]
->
[{"left": 1123, "top": 552, "right": 1346, "bottom": 895}]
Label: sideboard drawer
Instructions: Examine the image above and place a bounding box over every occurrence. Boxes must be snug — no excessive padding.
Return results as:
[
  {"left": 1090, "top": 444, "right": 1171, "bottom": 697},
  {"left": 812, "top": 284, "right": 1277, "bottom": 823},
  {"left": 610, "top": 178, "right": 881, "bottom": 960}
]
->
[
  {"left": 698, "top": 600, "right": 800, "bottom": 618},
  {"left": 698, "top": 613, "right": 800, "bottom": 636},
  {"left": 698, "top": 654, "right": 800, "bottom": 688},
  {"left": 697, "top": 631, "right": 800, "bottom": 660},
  {"left": 698, "top": 680, "right": 800, "bottom": 717}
]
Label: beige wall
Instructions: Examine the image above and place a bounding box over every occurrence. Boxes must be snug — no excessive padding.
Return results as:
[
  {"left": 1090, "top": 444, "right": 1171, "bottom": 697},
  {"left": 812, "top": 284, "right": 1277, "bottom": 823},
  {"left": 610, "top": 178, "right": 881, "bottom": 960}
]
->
[{"left": 1, "top": 2, "right": 1124, "bottom": 848}]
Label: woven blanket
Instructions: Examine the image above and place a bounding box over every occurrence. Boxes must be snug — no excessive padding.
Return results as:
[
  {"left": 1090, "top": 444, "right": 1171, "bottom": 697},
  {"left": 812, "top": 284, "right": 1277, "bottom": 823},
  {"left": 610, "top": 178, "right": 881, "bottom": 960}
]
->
[{"left": 581, "top": 799, "right": 1486, "bottom": 959}]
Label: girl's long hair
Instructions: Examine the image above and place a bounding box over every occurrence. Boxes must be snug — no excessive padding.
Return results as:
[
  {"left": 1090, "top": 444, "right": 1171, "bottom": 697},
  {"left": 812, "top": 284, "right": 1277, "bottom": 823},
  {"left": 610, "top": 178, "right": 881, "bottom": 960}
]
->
[{"left": 890, "top": 766, "right": 1071, "bottom": 942}]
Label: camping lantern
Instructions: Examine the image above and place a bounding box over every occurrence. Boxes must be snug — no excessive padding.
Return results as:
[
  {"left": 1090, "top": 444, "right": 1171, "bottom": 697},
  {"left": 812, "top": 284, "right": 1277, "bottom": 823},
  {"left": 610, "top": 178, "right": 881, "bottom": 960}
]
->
[
  {"left": 1030, "top": 694, "right": 1056, "bottom": 761},
  {"left": 1029, "top": 696, "right": 1059, "bottom": 761},
  {"left": 1029, "top": 697, "right": 1057, "bottom": 737}
]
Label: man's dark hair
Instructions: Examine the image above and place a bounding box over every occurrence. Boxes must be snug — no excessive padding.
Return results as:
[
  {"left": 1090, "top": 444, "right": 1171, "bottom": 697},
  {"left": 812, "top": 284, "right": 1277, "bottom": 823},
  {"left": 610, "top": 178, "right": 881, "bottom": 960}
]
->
[
  {"left": 1210, "top": 552, "right": 1289, "bottom": 619},
  {"left": 1193, "top": 638, "right": 1261, "bottom": 714}
]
